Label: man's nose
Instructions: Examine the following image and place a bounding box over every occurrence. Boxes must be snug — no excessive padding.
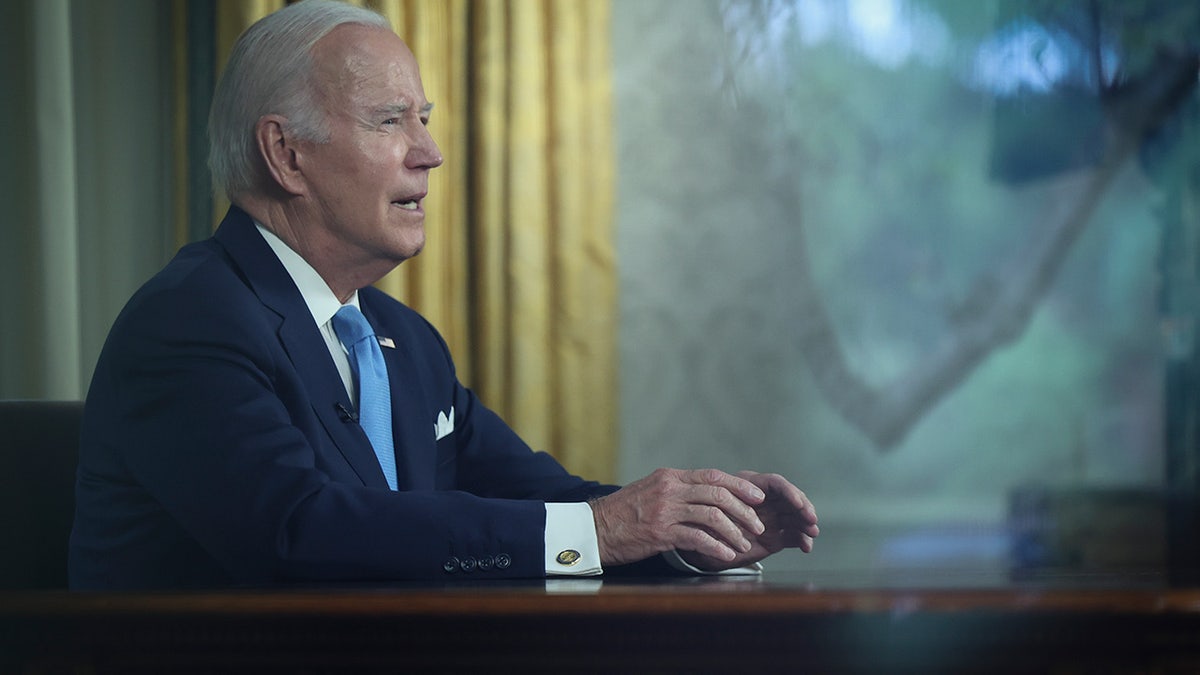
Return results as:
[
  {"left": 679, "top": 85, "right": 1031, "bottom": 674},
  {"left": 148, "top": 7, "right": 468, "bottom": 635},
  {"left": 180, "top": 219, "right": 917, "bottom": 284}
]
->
[{"left": 407, "top": 125, "right": 443, "bottom": 170}]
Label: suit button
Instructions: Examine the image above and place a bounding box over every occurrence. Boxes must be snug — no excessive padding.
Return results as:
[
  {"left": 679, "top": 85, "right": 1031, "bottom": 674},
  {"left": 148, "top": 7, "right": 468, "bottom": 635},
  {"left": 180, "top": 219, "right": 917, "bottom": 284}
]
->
[
  {"left": 478, "top": 555, "right": 494, "bottom": 571},
  {"left": 460, "top": 556, "right": 477, "bottom": 572},
  {"left": 443, "top": 557, "right": 460, "bottom": 574},
  {"left": 495, "top": 553, "right": 511, "bottom": 570}
]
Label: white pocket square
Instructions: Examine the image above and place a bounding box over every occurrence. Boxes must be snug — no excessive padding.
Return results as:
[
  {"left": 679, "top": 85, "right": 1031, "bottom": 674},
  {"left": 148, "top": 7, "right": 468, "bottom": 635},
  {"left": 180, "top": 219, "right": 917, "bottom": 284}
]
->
[{"left": 434, "top": 406, "right": 455, "bottom": 441}]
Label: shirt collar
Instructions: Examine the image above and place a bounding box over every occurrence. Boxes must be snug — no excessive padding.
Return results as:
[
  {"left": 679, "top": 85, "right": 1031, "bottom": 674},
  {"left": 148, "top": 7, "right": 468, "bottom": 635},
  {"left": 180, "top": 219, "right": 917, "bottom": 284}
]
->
[{"left": 254, "top": 223, "right": 359, "bottom": 325}]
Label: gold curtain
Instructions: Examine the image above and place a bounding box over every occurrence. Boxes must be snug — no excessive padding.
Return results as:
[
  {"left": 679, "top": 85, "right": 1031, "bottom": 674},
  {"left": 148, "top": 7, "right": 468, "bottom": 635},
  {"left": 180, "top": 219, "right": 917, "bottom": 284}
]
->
[
  {"left": 179, "top": 0, "right": 617, "bottom": 482},
  {"left": 469, "top": 0, "right": 617, "bottom": 483}
]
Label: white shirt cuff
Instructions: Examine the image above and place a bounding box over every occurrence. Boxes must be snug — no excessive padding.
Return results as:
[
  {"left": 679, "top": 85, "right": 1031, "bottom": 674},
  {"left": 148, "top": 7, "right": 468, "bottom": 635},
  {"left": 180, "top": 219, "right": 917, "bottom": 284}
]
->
[
  {"left": 662, "top": 549, "right": 763, "bottom": 575},
  {"left": 544, "top": 502, "right": 603, "bottom": 576}
]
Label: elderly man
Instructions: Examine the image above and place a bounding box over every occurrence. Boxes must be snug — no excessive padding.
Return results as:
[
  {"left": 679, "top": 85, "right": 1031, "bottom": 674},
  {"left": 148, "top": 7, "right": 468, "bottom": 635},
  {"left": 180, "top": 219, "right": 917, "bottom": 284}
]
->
[{"left": 68, "top": 0, "right": 818, "bottom": 589}]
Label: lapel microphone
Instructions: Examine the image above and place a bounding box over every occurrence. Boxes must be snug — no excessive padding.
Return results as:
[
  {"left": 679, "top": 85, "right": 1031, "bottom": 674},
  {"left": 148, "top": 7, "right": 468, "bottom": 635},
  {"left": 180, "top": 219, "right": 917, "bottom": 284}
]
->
[{"left": 335, "top": 402, "right": 359, "bottom": 423}]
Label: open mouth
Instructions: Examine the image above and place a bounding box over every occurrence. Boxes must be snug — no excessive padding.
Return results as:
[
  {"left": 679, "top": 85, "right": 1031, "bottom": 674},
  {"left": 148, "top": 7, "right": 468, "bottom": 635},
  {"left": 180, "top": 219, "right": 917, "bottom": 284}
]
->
[{"left": 392, "top": 192, "right": 425, "bottom": 211}]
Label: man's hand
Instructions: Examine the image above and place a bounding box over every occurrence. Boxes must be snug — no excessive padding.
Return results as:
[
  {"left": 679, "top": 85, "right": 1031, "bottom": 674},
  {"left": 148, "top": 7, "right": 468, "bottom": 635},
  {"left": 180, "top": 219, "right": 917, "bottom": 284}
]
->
[
  {"left": 590, "top": 468, "right": 815, "bottom": 568},
  {"left": 677, "top": 471, "right": 819, "bottom": 572}
]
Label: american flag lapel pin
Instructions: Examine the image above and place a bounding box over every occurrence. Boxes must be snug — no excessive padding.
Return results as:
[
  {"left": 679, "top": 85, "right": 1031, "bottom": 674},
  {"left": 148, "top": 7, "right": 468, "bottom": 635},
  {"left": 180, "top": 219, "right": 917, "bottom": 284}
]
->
[{"left": 377, "top": 336, "right": 396, "bottom": 349}]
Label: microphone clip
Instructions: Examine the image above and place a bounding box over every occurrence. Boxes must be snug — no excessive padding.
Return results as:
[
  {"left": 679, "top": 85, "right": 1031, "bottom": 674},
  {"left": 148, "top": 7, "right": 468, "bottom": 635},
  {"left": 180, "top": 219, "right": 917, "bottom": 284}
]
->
[{"left": 336, "top": 402, "right": 359, "bottom": 423}]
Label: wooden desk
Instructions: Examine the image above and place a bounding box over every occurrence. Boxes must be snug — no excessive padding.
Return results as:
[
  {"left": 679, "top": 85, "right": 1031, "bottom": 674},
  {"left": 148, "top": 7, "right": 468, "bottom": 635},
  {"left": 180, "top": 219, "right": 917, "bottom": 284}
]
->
[{"left": 4, "top": 571, "right": 1200, "bottom": 673}]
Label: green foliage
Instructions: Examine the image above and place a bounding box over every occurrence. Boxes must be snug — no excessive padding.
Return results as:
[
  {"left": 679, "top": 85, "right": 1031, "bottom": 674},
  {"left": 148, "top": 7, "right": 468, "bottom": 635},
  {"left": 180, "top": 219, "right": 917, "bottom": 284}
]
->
[{"left": 711, "top": 0, "right": 1194, "bottom": 463}]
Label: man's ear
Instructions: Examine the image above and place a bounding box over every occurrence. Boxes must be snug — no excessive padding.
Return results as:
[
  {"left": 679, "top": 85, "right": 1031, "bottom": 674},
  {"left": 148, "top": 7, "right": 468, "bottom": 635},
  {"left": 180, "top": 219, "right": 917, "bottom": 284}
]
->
[{"left": 255, "top": 115, "right": 306, "bottom": 196}]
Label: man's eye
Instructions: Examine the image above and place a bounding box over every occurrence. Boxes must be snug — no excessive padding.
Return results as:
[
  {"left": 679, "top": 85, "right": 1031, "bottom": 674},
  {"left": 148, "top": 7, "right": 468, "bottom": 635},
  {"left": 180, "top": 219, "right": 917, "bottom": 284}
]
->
[{"left": 383, "top": 118, "right": 400, "bottom": 126}]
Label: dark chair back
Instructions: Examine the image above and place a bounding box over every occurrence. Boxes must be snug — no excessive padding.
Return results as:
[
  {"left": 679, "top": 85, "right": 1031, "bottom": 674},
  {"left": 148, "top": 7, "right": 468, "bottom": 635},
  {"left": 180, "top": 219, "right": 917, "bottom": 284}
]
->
[{"left": 0, "top": 400, "right": 83, "bottom": 589}]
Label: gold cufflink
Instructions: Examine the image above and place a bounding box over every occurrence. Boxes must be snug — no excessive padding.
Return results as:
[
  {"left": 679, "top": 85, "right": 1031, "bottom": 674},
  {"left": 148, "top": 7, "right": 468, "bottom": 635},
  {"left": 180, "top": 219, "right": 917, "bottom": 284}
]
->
[{"left": 556, "top": 549, "right": 581, "bottom": 566}]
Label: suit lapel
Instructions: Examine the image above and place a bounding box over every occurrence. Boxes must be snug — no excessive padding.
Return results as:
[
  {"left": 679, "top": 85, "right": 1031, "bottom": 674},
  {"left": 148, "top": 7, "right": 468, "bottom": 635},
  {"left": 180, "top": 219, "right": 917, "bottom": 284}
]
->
[{"left": 211, "top": 207, "right": 391, "bottom": 490}]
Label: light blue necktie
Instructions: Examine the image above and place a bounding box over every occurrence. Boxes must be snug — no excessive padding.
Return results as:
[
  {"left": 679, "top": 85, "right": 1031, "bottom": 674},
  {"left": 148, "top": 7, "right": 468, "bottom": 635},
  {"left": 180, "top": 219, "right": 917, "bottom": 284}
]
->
[{"left": 332, "top": 305, "right": 397, "bottom": 491}]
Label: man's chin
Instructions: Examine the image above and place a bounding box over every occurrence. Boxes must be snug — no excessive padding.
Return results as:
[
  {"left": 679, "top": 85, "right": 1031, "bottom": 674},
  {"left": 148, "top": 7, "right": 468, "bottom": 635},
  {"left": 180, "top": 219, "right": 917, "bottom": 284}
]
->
[
  {"left": 401, "top": 243, "right": 424, "bottom": 261},
  {"left": 389, "top": 236, "right": 425, "bottom": 265}
]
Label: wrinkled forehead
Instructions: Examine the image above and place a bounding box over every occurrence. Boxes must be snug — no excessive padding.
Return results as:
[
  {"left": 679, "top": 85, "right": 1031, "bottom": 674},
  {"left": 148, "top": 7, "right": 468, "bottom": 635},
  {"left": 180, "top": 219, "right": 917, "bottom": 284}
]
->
[{"left": 310, "top": 24, "right": 427, "bottom": 111}]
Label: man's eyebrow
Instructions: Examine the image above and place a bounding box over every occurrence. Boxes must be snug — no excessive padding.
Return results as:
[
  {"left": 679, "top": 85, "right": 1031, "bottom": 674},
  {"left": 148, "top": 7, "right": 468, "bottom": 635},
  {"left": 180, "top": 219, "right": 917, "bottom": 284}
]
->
[{"left": 373, "top": 102, "right": 435, "bottom": 117}]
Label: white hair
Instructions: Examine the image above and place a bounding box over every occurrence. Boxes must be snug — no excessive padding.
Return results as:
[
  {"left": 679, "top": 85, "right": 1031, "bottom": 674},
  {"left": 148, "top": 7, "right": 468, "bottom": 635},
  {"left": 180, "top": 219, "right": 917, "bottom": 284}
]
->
[{"left": 207, "top": 0, "right": 390, "bottom": 200}]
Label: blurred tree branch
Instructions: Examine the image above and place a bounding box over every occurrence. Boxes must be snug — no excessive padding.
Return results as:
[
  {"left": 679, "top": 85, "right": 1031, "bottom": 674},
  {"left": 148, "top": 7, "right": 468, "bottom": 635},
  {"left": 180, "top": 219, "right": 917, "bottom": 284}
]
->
[{"left": 789, "top": 49, "right": 1198, "bottom": 449}]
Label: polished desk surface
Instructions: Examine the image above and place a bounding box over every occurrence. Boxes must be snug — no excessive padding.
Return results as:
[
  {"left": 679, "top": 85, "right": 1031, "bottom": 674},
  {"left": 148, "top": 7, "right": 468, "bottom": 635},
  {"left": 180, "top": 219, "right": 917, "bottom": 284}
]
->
[
  {"left": 4, "top": 568, "right": 1200, "bottom": 673},
  {"left": 3, "top": 568, "right": 1198, "bottom": 613}
]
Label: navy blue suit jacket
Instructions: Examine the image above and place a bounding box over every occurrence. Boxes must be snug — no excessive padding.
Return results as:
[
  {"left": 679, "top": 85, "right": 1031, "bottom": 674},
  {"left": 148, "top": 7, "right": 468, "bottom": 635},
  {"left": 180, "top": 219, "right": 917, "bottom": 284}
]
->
[{"left": 69, "top": 207, "right": 615, "bottom": 589}]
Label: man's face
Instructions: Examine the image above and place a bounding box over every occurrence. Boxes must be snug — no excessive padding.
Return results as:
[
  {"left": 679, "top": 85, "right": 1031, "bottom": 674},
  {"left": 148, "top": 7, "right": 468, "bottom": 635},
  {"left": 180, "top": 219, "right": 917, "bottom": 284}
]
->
[{"left": 298, "top": 25, "right": 442, "bottom": 268}]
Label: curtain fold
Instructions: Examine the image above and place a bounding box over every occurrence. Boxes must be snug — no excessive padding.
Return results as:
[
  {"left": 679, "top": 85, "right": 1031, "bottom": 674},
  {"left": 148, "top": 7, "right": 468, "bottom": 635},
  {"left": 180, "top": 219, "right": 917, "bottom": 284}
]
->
[
  {"left": 32, "top": 0, "right": 83, "bottom": 399},
  {"left": 195, "top": 0, "right": 617, "bottom": 481},
  {"left": 3, "top": 0, "right": 175, "bottom": 401}
]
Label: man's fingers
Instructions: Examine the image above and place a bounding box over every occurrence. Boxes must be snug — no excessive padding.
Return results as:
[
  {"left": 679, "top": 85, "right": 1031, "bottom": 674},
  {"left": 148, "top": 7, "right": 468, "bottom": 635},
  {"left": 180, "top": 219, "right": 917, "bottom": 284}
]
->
[
  {"left": 680, "top": 504, "right": 754, "bottom": 553},
  {"left": 739, "top": 471, "right": 819, "bottom": 524},
  {"left": 691, "top": 484, "right": 764, "bottom": 535},
  {"left": 673, "top": 469, "right": 767, "bottom": 535},
  {"left": 784, "top": 530, "right": 815, "bottom": 553},
  {"left": 670, "top": 523, "right": 739, "bottom": 562},
  {"left": 645, "top": 470, "right": 762, "bottom": 533},
  {"left": 682, "top": 469, "right": 765, "bottom": 505}
]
